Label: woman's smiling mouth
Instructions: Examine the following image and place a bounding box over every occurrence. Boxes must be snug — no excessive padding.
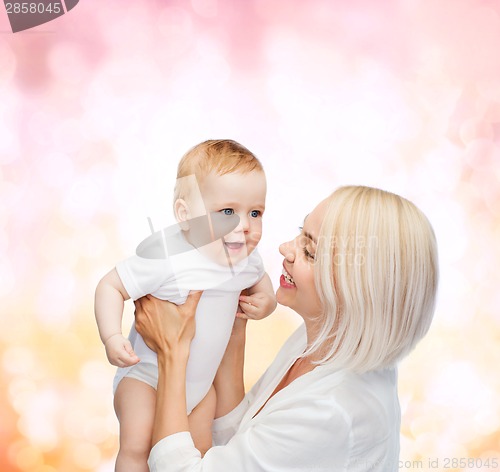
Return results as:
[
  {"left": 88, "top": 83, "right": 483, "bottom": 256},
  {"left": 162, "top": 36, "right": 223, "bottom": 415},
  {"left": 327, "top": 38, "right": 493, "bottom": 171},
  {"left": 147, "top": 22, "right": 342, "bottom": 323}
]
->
[{"left": 280, "top": 267, "right": 295, "bottom": 287}]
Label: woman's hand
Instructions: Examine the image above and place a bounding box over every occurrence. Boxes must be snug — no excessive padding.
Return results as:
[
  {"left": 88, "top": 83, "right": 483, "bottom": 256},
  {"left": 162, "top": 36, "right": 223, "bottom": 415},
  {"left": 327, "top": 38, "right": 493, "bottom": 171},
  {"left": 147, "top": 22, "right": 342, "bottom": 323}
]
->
[
  {"left": 134, "top": 292, "right": 203, "bottom": 357},
  {"left": 135, "top": 292, "right": 203, "bottom": 447}
]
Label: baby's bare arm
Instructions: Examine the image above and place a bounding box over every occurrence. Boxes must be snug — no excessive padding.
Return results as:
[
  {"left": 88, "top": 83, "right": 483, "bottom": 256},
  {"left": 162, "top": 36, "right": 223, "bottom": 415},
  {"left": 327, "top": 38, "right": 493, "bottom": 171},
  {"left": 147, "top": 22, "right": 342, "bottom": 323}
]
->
[
  {"left": 94, "top": 269, "right": 139, "bottom": 367},
  {"left": 237, "top": 273, "right": 277, "bottom": 320}
]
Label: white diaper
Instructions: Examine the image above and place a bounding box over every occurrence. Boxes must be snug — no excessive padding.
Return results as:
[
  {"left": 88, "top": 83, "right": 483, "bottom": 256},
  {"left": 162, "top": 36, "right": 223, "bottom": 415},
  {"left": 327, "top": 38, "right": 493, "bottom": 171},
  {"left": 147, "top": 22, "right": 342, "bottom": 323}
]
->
[{"left": 113, "top": 362, "right": 158, "bottom": 392}]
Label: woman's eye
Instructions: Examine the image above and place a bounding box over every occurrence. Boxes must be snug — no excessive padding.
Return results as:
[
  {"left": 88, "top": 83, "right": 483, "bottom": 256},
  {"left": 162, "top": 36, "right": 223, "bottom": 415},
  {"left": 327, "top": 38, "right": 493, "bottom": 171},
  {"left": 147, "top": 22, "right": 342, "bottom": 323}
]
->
[
  {"left": 250, "top": 210, "right": 261, "bottom": 218},
  {"left": 221, "top": 208, "right": 234, "bottom": 216},
  {"left": 303, "top": 247, "right": 315, "bottom": 260}
]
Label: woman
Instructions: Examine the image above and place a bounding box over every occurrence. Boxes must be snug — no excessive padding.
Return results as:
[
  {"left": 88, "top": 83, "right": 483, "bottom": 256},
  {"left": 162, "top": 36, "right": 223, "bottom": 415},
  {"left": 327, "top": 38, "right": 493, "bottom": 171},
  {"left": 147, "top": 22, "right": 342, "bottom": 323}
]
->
[{"left": 134, "top": 186, "right": 439, "bottom": 471}]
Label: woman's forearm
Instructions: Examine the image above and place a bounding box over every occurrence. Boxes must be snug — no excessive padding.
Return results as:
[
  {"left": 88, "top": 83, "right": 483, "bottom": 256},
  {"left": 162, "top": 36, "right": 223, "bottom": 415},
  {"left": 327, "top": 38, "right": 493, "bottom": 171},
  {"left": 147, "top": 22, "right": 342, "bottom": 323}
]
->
[
  {"left": 213, "top": 318, "right": 247, "bottom": 418},
  {"left": 152, "top": 348, "right": 191, "bottom": 447}
]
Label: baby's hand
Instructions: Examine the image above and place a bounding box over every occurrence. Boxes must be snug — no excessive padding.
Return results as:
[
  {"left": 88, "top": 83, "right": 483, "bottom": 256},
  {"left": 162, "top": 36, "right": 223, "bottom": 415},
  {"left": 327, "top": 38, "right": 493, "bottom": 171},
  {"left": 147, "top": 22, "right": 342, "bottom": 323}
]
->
[
  {"left": 104, "top": 334, "right": 140, "bottom": 367},
  {"left": 237, "top": 292, "right": 277, "bottom": 320}
]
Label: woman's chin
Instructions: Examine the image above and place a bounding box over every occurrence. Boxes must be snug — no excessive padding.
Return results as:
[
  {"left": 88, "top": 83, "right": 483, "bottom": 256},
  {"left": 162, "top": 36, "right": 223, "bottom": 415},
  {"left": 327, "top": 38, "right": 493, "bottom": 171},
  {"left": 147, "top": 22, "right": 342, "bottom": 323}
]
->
[{"left": 276, "top": 288, "right": 291, "bottom": 308}]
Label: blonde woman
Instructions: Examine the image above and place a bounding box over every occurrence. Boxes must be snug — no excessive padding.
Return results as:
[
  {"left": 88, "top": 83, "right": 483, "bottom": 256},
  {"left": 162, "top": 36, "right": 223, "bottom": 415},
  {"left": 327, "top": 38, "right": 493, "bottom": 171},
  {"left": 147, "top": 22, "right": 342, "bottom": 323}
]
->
[{"left": 134, "top": 186, "right": 439, "bottom": 472}]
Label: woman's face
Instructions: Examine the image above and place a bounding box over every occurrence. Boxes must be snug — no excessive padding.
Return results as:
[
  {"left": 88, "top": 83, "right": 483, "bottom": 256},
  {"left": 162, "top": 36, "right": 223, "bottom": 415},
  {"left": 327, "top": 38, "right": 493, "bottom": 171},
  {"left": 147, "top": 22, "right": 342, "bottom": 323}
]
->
[{"left": 277, "top": 199, "right": 327, "bottom": 319}]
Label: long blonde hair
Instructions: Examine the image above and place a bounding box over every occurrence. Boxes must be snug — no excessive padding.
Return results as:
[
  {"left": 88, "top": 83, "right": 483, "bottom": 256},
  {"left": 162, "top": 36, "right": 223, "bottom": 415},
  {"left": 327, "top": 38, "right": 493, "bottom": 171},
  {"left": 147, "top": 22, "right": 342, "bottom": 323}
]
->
[{"left": 308, "top": 186, "right": 438, "bottom": 373}]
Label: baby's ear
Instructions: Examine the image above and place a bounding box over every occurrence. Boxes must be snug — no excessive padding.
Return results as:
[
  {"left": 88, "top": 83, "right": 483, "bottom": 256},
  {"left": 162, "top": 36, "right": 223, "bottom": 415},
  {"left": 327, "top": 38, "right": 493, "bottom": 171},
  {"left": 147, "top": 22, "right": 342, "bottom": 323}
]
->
[{"left": 174, "top": 199, "right": 190, "bottom": 231}]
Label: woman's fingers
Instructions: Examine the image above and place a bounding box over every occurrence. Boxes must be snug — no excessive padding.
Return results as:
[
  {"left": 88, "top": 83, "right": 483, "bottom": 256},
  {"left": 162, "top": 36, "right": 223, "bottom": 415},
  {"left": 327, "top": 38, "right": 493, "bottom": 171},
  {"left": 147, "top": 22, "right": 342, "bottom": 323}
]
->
[
  {"left": 133, "top": 299, "right": 144, "bottom": 326},
  {"left": 184, "top": 290, "right": 203, "bottom": 314},
  {"left": 133, "top": 292, "right": 203, "bottom": 356}
]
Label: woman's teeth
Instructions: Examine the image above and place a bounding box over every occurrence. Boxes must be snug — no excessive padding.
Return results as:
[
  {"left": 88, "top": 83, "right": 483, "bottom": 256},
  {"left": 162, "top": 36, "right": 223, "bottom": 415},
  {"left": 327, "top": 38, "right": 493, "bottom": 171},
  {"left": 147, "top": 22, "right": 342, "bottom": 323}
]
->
[{"left": 282, "top": 268, "right": 295, "bottom": 285}]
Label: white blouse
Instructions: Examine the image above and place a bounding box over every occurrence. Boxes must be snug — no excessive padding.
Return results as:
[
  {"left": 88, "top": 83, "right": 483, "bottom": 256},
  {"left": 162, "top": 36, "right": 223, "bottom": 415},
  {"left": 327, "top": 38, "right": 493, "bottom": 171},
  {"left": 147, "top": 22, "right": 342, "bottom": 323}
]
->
[{"left": 148, "top": 323, "right": 401, "bottom": 472}]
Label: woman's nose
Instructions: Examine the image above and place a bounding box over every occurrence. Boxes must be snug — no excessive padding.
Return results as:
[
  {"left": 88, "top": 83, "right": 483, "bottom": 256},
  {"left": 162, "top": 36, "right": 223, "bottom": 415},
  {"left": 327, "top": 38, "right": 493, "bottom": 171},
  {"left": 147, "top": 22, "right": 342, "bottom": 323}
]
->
[{"left": 279, "top": 240, "right": 295, "bottom": 262}]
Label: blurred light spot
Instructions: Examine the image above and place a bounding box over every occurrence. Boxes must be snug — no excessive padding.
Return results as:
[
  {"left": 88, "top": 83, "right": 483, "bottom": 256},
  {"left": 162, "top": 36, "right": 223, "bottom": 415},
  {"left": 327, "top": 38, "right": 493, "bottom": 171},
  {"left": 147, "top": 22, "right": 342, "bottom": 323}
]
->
[
  {"left": 477, "top": 79, "right": 500, "bottom": 102},
  {"left": 191, "top": 0, "right": 218, "bottom": 18},
  {"left": 52, "top": 118, "right": 84, "bottom": 154},
  {"left": 79, "top": 228, "right": 107, "bottom": 259},
  {"left": 81, "top": 86, "right": 118, "bottom": 141},
  {"left": 0, "top": 178, "right": 27, "bottom": 211},
  {"left": 97, "top": 459, "right": 116, "bottom": 472},
  {"left": 265, "top": 31, "right": 301, "bottom": 66},
  {"left": 0, "top": 257, "right": 16, "bottom": 297},
  {"left": 0, "top": 39, "right": 16, "bottom": 85},
  {"left": 105, "top": 411, "right": 119, "bottom": 435},
  {"left": 474, "top": 403, "right": 500, "bottom": 436},
  {"left": 460, "top": 118, "right": 494, "bottom": 145},
  {"left": 48, "top": 42, "right": 87, "bottom": 85},
  {"left": 53, "top": 332, "right": 85, "bottom": 363},
  {"left": 196, "top": 40, "right": 231, "bottom": 86},
  {"left": 8, "top": 377, "right": 36, "bottom": 413},
  {"left": 480, "top": 450, "right": 500, "bottom": 463},
  {"left": 12, "top": 444, "right": 43, "bottom": 470},
  {"left": 36, "top": 152, "right": 75, "bottom": 189},
  {"left": 35, "top": 267, "right": 76, "bottom": 330},
  {"left": 84, "top": 417, "right": 110, "bottom": 444},
  {"left": 433, "top": 438, "right": 468, "bottom": 462},
  {"left": 426, "top": 362, "right": 489, "bottom": 410},
  {"left": 0, "top": 223, "right": 10, "bottom": 252},
  {"left": 80, "top": 360, "right": 112, "bottom": 392},
  {"left": 73, "top": 443, "right": 101, "bottom": 470},
  {"left": 431, "top": 199, "right": 468, "bottom": 264},
  {"left": 3, "top": 347, "right": 35, "bottom": 376},
  {"left": 410, "top": 415, "right": 440, "bottom": 437},
  {"left": 423, "top": 140, "right": 462, "bottom": 192},
  {"left": 64, "top": 408, "right": 90, "bottom": 439},
  {"left": 33, "top": 466, "right": 57, "bottom": 472},
  {"left": 436, "top": 266, "right": 472, "bottom": 326},
  {"left": 62, "top": 176, "right": 104, "bottom": 226},
  {"left": 17, "top": 388, "right": 60, "bottom": 450},
  {"left": 157, "top": 7, "right": 193, "bottom": 58},
  {"left": 0, "top": 117, "right": 18, "bottom": 163},
  {"left": 27, "top": 112, "right": 54, "bottom": 146},
  {"left": 414, "top": 432, "right": 438, "bottom": 456},
  {"left": 39, "top": 231, "right": 79, "bottom": 269},
  {"left": 339, "top": 98, "right": 390, "bottom": 149},
  {"left": 464, "top": 138, "right": 496, "bottom": 169}
]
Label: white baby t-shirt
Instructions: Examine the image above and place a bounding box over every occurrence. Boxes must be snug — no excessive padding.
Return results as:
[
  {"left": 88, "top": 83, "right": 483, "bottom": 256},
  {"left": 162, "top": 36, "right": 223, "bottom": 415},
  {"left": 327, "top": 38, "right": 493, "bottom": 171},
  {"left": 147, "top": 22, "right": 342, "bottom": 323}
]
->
[{"left": 113, "top": 228, "right": 265, "bottom": 413}]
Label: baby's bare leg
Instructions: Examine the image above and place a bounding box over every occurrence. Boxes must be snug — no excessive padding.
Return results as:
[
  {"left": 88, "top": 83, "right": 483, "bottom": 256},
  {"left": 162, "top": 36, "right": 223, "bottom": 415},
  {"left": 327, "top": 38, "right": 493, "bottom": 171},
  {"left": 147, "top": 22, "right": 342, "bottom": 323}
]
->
[
  {"left": 188, "top": 384, "right": 216, "bottom": 456},
  {"left": 114, "top": 378, "right": 156, "bottom": 472}
]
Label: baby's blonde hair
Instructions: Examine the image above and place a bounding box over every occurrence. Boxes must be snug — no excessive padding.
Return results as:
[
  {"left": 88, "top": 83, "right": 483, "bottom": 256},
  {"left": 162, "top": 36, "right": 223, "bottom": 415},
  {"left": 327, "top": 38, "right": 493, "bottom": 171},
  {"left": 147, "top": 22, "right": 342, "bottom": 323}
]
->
[
  {"left": 173, "top": 139, "right": 263, "bottom": 202},
  {"left": 308, "top": 186, "right": 439, "bottom": 373}
]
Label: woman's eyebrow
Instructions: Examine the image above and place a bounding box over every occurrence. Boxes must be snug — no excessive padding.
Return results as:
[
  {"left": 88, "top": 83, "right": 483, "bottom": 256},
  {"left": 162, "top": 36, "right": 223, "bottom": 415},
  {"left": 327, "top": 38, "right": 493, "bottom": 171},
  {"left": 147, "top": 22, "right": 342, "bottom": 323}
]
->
[
  {"left": 299, "top": 216, "right": 318, "bottom": 244},
  {"left": 304, "top": 231, "right": 317, "bottom": 244}
]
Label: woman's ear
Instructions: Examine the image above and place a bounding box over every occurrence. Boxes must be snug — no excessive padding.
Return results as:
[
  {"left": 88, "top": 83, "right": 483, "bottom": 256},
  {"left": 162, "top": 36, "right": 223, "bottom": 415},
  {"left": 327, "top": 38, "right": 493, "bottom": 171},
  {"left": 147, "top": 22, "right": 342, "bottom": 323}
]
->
[{"left": 174, "top": 199, "right": 190, "bottom": 231}]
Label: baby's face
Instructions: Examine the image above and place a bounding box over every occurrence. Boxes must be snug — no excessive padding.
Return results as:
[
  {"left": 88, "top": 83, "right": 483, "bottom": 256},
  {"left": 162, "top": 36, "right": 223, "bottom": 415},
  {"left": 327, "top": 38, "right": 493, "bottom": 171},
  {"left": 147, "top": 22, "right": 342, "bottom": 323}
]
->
[{"left": 188, "top": 170, "right": 266, "bottom": 266}]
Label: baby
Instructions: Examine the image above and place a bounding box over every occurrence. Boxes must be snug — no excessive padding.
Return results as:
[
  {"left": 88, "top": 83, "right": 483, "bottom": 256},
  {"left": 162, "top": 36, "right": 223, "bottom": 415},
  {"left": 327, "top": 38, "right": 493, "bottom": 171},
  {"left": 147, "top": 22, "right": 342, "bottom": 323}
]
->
[{"left": 94, "top": 139, "right": 276, "bottom": 472}]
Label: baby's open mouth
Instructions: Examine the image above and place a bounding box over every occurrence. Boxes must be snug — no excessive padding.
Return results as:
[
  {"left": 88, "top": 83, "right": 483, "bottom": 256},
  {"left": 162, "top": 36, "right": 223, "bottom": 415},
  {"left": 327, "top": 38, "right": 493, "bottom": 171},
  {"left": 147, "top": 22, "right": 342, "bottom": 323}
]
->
[{"left": 224, "top": 242, "right": 245, "bottom": 250}]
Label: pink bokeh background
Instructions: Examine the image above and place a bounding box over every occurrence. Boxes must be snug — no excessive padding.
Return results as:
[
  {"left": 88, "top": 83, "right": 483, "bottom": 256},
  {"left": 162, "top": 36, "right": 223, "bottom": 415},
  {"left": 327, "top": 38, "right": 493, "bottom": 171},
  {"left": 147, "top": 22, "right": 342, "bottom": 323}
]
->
[{"left": 1, "top": 1, "right": 499, "bottom": 470}]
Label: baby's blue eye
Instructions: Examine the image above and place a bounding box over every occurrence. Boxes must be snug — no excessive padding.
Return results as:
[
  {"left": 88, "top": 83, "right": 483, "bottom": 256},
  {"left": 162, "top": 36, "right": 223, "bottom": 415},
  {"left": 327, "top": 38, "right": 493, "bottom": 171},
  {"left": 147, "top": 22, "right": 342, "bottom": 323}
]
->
[
  {"left": 250, "top": 210, "right": 261, "bottom": 218},
  {"left": 221, "top": 208, "right": 234, "bottom": 216}
]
